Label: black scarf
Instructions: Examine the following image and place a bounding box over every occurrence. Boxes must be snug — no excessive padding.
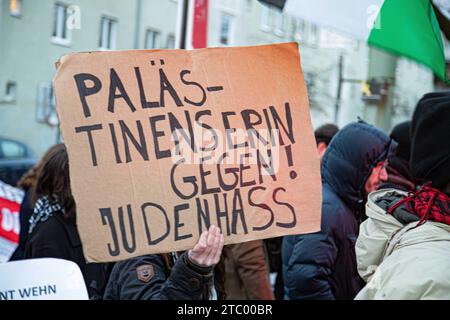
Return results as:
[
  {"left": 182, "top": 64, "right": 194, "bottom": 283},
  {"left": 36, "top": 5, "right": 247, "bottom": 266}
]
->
[{"left": 28, "top": 195, "right": 65, "bottom": 234}]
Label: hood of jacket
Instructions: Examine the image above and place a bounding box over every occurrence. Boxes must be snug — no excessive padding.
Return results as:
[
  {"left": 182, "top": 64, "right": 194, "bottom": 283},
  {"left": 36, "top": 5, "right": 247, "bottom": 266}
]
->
[
  {"left": 321, "top": 121, "right": 396, "bottom": 215},
  {"left": 356, "top": 188, "right": 450, "bottom": 282},
  {"left": 368, "top": 189, "right": 450, "bottom": 243}
]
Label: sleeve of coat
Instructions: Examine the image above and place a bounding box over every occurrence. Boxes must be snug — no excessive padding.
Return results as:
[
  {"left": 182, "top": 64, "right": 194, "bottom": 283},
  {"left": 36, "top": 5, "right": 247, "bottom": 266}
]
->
[
  {"left": 25, "top": 218, "right": 72, "bottom": 260},
  {"left": 233, "top": 240, "right": 275, "bottom": 300},
  {"left": 284, "top": 231, "right": 338, "bottom": 300},
  {"left": 104, "top": 253, "right": 212, "bottom": 300},
  {"left": 356, "top": 200, "right": 404, "bottom": 282}
]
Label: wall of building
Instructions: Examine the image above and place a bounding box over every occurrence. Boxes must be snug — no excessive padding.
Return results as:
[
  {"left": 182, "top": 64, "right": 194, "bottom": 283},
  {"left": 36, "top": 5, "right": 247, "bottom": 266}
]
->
[
  {"left": 138, "top": 0, "right": 178, "bottom": 49},
  {"left": 207, "top": 0, "right": 436, "bottom": 133},
  {"left": 0, "top": 0, "right": 439, "bottom": 157},
  {"left": 0, "top": 0, "right": 178, "bottom": 156},
  {"left": 208, "top": 0, "right": 369, "bottom": 129}
]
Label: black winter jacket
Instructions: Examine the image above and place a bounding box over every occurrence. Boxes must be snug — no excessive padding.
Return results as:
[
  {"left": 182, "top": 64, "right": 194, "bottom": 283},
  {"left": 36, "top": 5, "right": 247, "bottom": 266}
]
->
[
  {"left": 282, "top": 122, "right": 395, "bottom": 300},
  {"left": 23, "top": 212, "right": 112, "bottom": 299},
  {"left": 103, "top": 252, "right": 213, "bottom": 300}
]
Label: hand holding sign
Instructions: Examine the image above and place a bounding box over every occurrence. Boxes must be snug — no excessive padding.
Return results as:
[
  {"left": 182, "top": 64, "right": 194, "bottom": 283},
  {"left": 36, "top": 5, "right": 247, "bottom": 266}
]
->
[{"left": 188, "top": 225, "right": 224, "bottom": 267}]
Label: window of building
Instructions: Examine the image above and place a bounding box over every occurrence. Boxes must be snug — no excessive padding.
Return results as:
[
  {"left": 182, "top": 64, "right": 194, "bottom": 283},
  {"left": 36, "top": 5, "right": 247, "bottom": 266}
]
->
[
  {"left": 309, "top": 24, "right": 319, "bottom": 44},
  {"left": 245, "top": 0, "right": 252, "bottom": 12},
  {"left": 36, "top": 82, "right": 57, "bottom": 126},
  {"left": 145, "top": 30, "right": 160, "bottom": 49},
  {"left": 9, "top": 0, "right": 22, "bottom": 17},
  {"left": 260, "top": 5, "right": 272, "bottom": 31},
  {"left": 289, "top": 18, "right": 297, "bottom": 39},
  {"left": 303, "top": 72, "right": 317, "bottom": 106},
  {"left": 99, "top": 17, "right": 117, "bottom": 50},
  {"left": 52, "top": 3, "right": 71, "bottom": 45},
  {"left": 294, "top": 18, "right": 305, "bottom": 42},
  {"left": 5, "top": 82, "right": 17, "bottom": 102},
  {"left": 166, "top": 34, "right": 175, "bottom": 49},
  {"left": 274, "top": 9, "right": 285, "bottom": 36},
  {"left": 220, "top": 13, "right": 233, "bottom": 45}
]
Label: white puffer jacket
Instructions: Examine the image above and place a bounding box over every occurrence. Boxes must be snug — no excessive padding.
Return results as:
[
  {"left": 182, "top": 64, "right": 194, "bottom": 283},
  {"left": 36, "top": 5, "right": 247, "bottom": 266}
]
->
[{"left": 355, "top": 188, "right": 450, "bottom": 300}]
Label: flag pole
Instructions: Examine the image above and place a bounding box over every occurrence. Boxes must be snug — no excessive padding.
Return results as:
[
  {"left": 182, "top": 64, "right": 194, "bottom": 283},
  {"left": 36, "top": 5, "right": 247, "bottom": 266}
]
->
[{"left": 334, "top": 54, "right": 344, "bottom": 123}]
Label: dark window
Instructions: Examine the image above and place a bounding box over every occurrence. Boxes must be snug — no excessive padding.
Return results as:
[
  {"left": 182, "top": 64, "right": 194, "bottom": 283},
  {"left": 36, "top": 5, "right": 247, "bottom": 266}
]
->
[
  {"left": 99, "top": 17, "right": 117, "bottom": 50},
  {"left": 145, "top": 30, "right": 160, "bottom": 49},
  {"left": 9, "top": 0, "right": 22, "bottom": 17},
  {"left": 220, "top": 13, "right": 232, "bottom": 45},
  {"left": 166, "top": 34, "right": 175, "bottom": 49},
  {"left": 53, "top": 3, "right": 69, "bottom": 40},
  {"left": 5, "top": 82, "right": 17, "bottom": 102}
]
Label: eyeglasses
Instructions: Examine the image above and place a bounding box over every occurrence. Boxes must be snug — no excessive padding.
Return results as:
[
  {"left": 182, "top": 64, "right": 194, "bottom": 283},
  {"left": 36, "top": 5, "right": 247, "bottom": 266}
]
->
[
  {"left": 375, "top": 160, "right": 388, "bottom": 178},
  {"left": 380, "top": 160, "right": 388, "bottom": 170}
]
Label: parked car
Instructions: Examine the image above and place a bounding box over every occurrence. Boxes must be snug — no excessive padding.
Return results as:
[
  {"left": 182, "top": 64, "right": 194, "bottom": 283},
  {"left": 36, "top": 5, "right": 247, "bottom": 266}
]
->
[{"left": 0, "top": 138, "right": 36, "bottom": 187}]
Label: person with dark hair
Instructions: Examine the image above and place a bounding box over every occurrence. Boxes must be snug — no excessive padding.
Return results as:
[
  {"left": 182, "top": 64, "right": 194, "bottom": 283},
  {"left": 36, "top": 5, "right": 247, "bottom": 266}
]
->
[
  {"left": 23, "top": 144, "right": 112, "bottom": 299},
  {"left": 263, "top": 236, "right": 284, "bottom": 299},
  {"left": 378, "top": 121, "right": 415, "bottom": 191},
  {"left": 356, "top": 91, "right": 450, "bottom": 299},
  {"left": 10, "top": 144, "right": 62, "bottom": 261},
  {"left": 103, "top": 225, "right": 225, "bottom": 300},
  {"left": 283, "top": 120, "right": 396, "bottom": 300},
  {"left": 314, "top": 123, "right": 339, "bottom": 159}
]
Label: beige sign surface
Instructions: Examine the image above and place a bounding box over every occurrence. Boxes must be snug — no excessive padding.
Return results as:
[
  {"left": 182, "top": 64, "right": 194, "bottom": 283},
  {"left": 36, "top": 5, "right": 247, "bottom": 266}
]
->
[{"left": 54, "top": 42, "right": 322, "bottom": 263}]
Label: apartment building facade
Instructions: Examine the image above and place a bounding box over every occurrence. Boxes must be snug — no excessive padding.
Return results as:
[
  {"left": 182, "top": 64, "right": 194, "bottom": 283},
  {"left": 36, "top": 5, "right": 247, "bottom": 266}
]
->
[
  {"left": 0, "top": 0, "right": 178, "bottom": 155},
  {"left": 0, "top": 0, "right": 440, "bottom": 156}
]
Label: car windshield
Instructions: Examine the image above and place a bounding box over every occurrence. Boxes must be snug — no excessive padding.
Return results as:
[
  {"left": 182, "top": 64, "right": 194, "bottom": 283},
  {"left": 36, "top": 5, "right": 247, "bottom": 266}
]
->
[{"left": 0, "top": 140, "right": 26, "bottom": 159}]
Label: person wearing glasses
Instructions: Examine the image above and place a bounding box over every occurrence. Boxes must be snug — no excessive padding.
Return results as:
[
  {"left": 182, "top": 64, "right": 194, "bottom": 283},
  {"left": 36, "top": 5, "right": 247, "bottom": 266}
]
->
[{"left": 282, "top": 120, "right": 396, "bottom": 300}]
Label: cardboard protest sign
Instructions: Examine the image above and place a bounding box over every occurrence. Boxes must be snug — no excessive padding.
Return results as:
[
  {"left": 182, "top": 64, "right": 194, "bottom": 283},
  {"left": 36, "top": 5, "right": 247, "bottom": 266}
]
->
[
  {"left": 54, "top": 42, "right": 322, "bottom": 263},
  {"left": 0, "top": 258, "right": 88, "bottom": 300}
]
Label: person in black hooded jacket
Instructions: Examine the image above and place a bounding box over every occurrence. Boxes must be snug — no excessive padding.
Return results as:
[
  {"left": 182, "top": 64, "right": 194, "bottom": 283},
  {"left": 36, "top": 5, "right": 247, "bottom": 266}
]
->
[
  {"left": 378, "top": 121, "right": 415, "bottom": 191},
  {"left": 282, "top": 120, "right": 396, "bottom": 300}
]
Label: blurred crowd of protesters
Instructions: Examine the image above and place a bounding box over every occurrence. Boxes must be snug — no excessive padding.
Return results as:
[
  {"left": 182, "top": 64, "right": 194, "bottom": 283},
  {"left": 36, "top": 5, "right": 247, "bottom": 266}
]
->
[{"left": 3, "top": 90, "right": 449, "bottom": 300}]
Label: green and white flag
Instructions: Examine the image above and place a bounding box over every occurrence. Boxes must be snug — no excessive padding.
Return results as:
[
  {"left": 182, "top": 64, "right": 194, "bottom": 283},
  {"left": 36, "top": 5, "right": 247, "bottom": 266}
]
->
[{"left": 284, "top": 0, "right": 449, "bottom": 82}]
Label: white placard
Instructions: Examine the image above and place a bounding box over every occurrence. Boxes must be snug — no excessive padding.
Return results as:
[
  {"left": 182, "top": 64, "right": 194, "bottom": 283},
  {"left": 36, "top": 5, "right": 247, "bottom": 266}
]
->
[{"left": 0, "top": 258, "right": 88, "bottom": 300}]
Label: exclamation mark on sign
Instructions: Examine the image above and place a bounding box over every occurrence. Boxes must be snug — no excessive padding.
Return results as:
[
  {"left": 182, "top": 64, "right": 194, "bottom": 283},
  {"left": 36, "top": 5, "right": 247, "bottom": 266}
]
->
[{"left": 285, "top": 145, "right": 297, "bottom": 180}]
